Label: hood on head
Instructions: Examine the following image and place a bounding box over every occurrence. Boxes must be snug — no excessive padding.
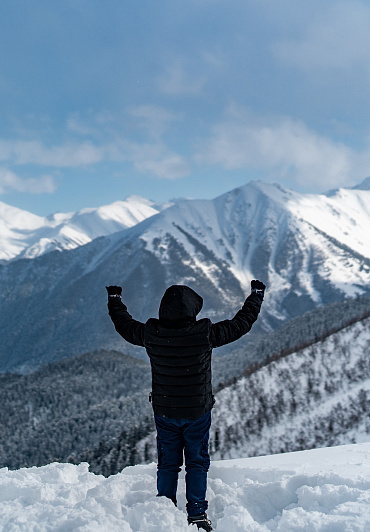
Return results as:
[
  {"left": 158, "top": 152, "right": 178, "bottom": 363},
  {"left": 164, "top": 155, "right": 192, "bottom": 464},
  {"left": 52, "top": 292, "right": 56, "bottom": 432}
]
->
[{"left": 159, "top": 285, "right": 203, "bottom": 322}]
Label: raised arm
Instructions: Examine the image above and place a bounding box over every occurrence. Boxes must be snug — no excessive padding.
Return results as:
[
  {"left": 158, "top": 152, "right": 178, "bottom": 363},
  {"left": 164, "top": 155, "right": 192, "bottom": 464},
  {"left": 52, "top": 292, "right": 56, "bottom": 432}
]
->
[
  {"left": 210, "top": 280, "right": 265, "bottom": 348},
  {"left": 106, "top": 285, "right": 145, "bottom": 347}
]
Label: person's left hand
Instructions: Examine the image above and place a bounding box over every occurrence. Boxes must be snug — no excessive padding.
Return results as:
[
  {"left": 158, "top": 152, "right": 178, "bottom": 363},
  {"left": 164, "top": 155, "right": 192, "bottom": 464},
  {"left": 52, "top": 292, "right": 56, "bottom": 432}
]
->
[
  {"left": 251, "top": 280, "right": 266, "bottom": 300},
  {"left": 106, "top": 285, "right": 122, "bottom": 297}
]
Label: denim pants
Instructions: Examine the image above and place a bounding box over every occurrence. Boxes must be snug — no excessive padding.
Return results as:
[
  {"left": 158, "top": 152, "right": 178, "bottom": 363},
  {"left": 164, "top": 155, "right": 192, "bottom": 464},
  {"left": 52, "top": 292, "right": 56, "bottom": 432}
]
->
[{"left": 154, "top": 411, "right": 211, "bottom": 516}]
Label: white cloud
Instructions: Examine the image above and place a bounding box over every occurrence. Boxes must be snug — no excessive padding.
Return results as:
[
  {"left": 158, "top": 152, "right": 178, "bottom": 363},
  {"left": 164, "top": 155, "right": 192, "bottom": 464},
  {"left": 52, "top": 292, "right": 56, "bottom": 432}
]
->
[
  {"left": 122, "top": 140, "right": 190, "bottom": 179},
  {"left": 67, "top": 115, "right": 99, "bottom": 137},
  {"left": 195, "top": 105, "right": 370, "bottom": 190},
  {"left": 274, "top": 1, "right": 370, "bottom": 73},
  {"left": 157, "top": 62, "right": 206, "bottom": 96},
  {"left": 0, "top": 106, "right": 190, "bottom": 182},
  {"left": 0, "top": 139, "right": 106, "bottom": 167},
  {"left": 134, "top": 153, "right": 189, "bottom": 180},
  {"left": 127, "top": 105, "right": 182, "bottom": 140},
  {"left": 0, "top": 167, "right": 56, "bottom": 194},
  {"left": 0, "top": 109, "right": 190, "bottom": 181}
]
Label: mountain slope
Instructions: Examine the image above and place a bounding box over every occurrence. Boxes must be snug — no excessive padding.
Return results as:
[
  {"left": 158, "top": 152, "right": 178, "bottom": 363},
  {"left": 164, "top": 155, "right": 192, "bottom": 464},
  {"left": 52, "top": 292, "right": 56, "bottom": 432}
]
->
[
  {"left": 210, "top": 313, "right": 370, "bottom": 460},
  {"left": 211, "top": 293, "right": 370, "bottom": 389},
  {"left": 139, "top": 181, "right": 370, "bottom": 324},
  {"left": 0, "top": 349, "right": 152, "bottom": 470},
  {"left": 127, "top": 308, "right": 370, "bottom": 471},
  {"left": 0, "top": 196, "right": 163, "bottom": 260},
  {"left": 0, "top": 181, "right": 369, "bottom": 373}
]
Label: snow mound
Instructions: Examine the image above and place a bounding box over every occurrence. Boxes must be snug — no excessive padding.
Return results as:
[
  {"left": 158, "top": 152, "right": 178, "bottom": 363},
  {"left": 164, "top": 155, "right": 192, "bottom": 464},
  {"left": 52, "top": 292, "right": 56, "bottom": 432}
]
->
[{"left": 1, "top": 442, "right": 370, "bottom": 531}]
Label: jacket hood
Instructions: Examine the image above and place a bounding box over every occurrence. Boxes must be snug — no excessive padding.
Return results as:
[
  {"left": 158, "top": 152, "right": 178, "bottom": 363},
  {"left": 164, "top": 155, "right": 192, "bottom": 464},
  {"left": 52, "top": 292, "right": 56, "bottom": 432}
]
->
[{"left": 159, "top": 285, "right": 203, "bottom": 322}]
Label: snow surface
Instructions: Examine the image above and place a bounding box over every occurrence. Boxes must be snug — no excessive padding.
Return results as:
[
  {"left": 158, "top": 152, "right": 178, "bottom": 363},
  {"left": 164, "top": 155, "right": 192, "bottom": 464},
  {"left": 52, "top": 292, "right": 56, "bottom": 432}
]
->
[{"left": 1, "top": 443, "right": 370, "bottom": 531}]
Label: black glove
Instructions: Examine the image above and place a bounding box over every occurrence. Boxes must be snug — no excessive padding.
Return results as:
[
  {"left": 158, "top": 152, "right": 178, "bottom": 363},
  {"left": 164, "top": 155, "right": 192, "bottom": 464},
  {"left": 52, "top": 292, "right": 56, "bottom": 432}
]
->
[
  {"left": 106, "top": 285, "right": 122, "bottom": 298},
  {"left": 251, "top": 280, "right": 266, "bottom": 301}
]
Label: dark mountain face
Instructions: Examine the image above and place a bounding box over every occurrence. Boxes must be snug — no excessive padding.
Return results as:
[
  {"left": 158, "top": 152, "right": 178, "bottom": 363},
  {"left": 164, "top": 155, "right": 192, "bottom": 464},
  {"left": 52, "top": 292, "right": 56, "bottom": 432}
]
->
[{"left": 0, "top": 182, "right": 369, "bottom": 373}]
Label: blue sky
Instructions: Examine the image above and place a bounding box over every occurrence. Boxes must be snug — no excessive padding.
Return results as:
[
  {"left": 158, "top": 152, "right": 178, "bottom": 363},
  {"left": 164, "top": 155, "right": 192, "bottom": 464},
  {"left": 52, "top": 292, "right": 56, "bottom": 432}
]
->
[{"left": 1, "top": 0, "right": 370, "bottom": 215}]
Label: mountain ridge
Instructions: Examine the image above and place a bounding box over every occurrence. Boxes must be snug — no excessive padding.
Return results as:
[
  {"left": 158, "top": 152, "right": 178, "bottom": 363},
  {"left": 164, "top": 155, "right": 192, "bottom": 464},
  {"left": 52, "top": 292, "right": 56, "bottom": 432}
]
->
[
  {"left": 2, "top": 179, "right": 370, "bottom": 262},
  {"left": 0, "top": 195, "right": 166, "bottom": 261},
  {"left": 0, "top": 180, "right": 369, "bottom": 373}
]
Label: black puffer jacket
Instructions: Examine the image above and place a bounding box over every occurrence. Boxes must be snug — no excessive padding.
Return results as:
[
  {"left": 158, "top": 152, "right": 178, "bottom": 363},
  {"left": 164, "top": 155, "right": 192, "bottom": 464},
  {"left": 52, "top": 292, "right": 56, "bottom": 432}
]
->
[{"left": 108, "top": 285, "right": 262, "bottom": 419}]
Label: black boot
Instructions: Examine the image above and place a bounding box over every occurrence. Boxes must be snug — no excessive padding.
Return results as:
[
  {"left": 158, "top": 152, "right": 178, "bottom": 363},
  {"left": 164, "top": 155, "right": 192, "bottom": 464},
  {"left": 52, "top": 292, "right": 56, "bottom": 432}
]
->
[{"left": 187, "top": 513, "right": 213, "bottom": 531}]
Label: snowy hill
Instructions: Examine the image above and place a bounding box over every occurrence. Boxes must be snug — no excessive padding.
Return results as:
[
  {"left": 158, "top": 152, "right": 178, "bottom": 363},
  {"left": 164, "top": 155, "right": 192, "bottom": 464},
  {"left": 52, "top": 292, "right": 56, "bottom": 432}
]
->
[
  {"left": 209, "top": 313, "right": 370, "bottom": 461},
  {"left": 1, "top": 442, "right": 370, "bottom": 531},
  {"left": 0, "top": 196, "right": 163, "bottom": 260},
  {"left": 0, "top": 180, "right": 370, "bottom": 373}
]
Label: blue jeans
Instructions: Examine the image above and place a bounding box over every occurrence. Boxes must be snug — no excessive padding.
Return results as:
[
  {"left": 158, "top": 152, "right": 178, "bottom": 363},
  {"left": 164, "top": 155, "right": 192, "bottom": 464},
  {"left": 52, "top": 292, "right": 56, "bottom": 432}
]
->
[{"left": 154, "top": 411, "right": 211, "bottom": 516}]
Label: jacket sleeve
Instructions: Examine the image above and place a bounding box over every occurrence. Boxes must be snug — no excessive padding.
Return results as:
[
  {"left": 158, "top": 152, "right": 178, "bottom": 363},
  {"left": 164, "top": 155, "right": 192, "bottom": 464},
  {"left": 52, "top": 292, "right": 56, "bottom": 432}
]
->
[
  {"left": 209, "top": 292, "right": 262, "bottom": 348},
  {"left": 107, "top": 297, "right": 145, "bottom": 347}
]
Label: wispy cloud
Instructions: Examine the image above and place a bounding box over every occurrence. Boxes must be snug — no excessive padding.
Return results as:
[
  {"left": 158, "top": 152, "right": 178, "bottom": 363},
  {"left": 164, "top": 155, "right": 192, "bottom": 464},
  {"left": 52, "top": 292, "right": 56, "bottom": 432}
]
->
[
  {"left": 127, "top": 105, "right": 182, "bottom": 140},
  {"left": 157, "top": 61, "right": 206, "bottom": 96},
  {"left": 66, "top": 115, "right": 99, "bottom": 137},
  {"left": 0, "top": 106, "right": 191, "bottom": 181},
  {"left": 195, "top": 105, "right": 369, "bottom": 190},
  {"left": 274, "top": 1, "right": 370, "bottom": 73},
  {"left": 0, "top": 139, "right": 106, "bottom": 167},
  {"left": 121, "top": 140, "right": 189, "bottom": 179},
  {"left": 133, "top": 151, "right": 189, "bottom": 179},
  {"left": 0, "top": 167, "right": 56, "bottom": 194}
]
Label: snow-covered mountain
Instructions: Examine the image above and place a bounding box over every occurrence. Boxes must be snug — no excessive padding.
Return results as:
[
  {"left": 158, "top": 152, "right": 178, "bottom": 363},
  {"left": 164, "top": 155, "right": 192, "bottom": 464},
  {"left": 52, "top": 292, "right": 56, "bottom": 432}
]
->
[
  {"left": 210, "top": 312, "right": 370, "bottom": 461},
  {"left": 139, "top": 181, "right": 370, "bottom": 321},
  {"left": 2, "top": 443, "right": 370, "bottom": 531},
  {"left": 0, "top": 180, "right": 369, "bottom": 373},
  {"left": 0, "top": 196, "right": 164, "bottom": 261}
]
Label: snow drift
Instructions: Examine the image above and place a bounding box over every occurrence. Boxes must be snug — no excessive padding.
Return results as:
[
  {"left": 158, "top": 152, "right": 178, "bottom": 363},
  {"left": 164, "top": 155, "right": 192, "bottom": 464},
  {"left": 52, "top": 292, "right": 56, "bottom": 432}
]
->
[{"left": 1, "top": 442, "right": 370, "bottom": 531}]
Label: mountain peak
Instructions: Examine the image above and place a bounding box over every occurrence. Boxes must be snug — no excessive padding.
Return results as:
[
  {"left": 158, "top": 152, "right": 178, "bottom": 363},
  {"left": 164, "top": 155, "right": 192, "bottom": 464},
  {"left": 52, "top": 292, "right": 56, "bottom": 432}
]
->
[
  {"left": 325, "top": 176, "right": 370, "bottom": 196},
  {"left": 352, "top": 176, "right": 370, "bottom": 190},
  {"left": 0, "top": 200, "right": 43, "bottom": 226}
]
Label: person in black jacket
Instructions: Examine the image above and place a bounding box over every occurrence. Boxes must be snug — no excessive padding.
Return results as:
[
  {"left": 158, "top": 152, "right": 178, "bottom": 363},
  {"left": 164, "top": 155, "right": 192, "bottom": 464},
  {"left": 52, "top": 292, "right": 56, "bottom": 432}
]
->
[{"left": 107, "top": 280, "right": 265, "bottom": 531}]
